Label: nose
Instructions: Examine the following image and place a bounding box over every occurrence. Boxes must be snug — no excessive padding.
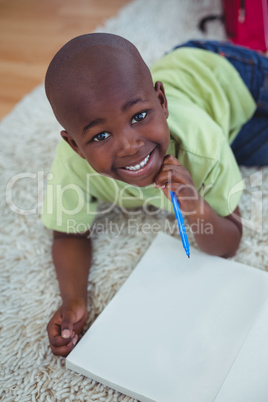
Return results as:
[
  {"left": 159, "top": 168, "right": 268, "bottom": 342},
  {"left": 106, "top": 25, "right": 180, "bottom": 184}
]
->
[{"left": 115, "top": 129, "right": 145, "bottom": 157}]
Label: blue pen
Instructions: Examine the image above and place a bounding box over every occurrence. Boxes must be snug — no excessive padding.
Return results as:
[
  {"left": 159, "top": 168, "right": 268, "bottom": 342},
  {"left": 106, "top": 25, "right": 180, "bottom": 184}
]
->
[{"left": 170, "top": 191, "right": 190, "bottom": 258}]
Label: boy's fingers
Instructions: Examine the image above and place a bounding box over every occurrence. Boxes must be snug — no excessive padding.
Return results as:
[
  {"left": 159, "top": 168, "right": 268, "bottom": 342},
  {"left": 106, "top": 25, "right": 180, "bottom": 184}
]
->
[
  {"left": 162, "top": 154, "right": 182, "bottom": 166},
  {"left": 51, "top": 333, "right": 72, "bottom": 347},
  {"left": 47, "top": 310, "right": 62, "bottom": 341},
  {"left": 155, "top": 164, "right": 180, "bottom": 180},
  {"left": 51, "top": 335, "right": 78, "bottom": 357},
  {"left": 61, "top": 308, "right": 76, "bottom": 339},
  {"left": 154, "top": 169, "right": 187, "bottom": 188},
  {"left": 155, "top": 163, "right": 187, "bottom": 183},
  {"left": 61, "top": 329, "right": 72, "bottom": 339}
]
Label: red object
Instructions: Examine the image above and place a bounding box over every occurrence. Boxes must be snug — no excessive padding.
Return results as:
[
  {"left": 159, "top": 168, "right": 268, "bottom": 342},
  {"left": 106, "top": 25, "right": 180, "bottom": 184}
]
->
[{"left": 222, "top": 0, "right": 268, "bottom": 51}]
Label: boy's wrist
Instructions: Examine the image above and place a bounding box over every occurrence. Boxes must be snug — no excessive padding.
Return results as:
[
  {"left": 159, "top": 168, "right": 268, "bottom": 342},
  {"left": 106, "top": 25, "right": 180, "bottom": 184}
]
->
[
  {"left": 183, "top": 196, "right": 215, "bottom": 229},
  {"left": 180, "top": 192, "right": 205, "bottom": 218},
  {"left": 60, "top": 280, "right": 88, "bottom": 307},
  {"left": 61, "top": 294, "right": 87, "bottom": 308}
]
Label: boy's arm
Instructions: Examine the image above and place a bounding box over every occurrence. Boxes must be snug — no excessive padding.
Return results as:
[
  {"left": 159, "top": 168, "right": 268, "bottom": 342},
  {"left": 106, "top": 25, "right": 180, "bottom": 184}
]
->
[
  {"left": 154, "top": 155, "right": 242, "bottom": 258},
  {"left": 47, "top": 230, "right": 92, "bottom": 356},
  {"left": 185, "top": 201, "right": 242, "bottom": 258}
]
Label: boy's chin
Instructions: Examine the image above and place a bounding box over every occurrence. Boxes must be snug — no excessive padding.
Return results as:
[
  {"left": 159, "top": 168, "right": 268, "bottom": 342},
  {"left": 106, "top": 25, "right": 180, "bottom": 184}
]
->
[
  {"left": 122, "top": 176, "right": 155, "bottom": 188},
  {"left": 101, "top": 173, "right": 153, "bottom": 187}
]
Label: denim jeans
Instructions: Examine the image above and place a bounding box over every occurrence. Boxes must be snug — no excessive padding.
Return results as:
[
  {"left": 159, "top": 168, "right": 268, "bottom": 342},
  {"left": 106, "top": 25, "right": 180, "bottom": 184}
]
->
[{"left": 173, "top": 40, "right": 268, "bottom": 166}]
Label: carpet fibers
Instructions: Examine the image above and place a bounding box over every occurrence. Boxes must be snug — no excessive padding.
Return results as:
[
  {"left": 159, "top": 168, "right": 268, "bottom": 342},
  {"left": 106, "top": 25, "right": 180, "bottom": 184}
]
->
[{"left": 1, "top": 0, "right": 267, "bottom": 400}]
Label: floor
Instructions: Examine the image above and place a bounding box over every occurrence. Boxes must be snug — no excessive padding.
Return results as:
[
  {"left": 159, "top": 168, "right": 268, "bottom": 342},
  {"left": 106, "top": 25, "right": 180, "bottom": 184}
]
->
[{"left": 0, "top": 0, "right": 131, "bottom": 120}]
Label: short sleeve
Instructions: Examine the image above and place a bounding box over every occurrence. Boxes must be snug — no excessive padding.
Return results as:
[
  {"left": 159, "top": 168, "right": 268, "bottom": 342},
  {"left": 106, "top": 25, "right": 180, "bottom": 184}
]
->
[
  {"left": 200, "top": 142, "right": 244, "bottom": 216},
  {"left": 41, "top": 141, "right": 98, "bottom": 233},
  {"left": 166, "top": 101, "right": 244, "bottom": 217}
]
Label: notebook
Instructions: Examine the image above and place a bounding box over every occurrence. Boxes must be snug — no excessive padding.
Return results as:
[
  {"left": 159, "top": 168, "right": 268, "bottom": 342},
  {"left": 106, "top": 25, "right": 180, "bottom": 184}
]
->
[{"left": 66, "top": 232, "right": 268, "bottom": 402}]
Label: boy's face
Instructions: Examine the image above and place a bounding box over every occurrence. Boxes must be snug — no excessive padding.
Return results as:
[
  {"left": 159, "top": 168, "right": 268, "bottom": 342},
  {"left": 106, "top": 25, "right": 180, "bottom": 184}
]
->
[{"left": 59, "top": 67, "right": 170, "bottom": 188}]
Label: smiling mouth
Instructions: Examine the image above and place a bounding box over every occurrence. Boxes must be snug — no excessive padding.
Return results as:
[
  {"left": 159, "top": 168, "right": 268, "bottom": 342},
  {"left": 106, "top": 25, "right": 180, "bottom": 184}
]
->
[{"left": 123, "top": 153, "right": 151, "bottom": 171}]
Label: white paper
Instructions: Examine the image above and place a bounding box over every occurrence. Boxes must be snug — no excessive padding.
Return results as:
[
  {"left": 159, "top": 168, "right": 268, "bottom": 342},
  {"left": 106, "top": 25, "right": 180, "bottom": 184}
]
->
[
  {"left": 66, "top": 232, "right": 268, "bottom": 402},
  {"left": 215, "top": 298, "right": 268, "bottom": 402}
]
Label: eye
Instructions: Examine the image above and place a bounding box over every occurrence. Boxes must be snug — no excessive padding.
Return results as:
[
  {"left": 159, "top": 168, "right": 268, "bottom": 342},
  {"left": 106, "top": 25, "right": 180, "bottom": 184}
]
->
[
  {"left": 131, "top": 111, "right": 147, "bottom": 124},
  {"left": 93, "top": 132, "right": 110, "bottom": 142}
]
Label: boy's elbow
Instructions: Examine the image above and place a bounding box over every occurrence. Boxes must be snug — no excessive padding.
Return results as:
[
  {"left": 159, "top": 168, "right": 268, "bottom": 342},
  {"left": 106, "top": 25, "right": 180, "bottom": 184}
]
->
[
  {"left": 222, "top": 207, "right": 243, "bottom": 258},
  {"left": 221, "top": 239, "right": 241, "bottom": 258},
  {"left": 53, "top": 229, "right": 91, "bottom": 240}
]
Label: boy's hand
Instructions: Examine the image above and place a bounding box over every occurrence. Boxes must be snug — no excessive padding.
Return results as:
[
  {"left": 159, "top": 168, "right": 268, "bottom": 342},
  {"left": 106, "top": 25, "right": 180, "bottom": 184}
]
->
[
  {"left": 47, "top": 300, "right": 88, "bottom": 357},
  {"left": 154, "top": 154, "right": 200, "bottom": 215},
  {"left": 154, "top": 155, "right": 242, "bottom": 258}
]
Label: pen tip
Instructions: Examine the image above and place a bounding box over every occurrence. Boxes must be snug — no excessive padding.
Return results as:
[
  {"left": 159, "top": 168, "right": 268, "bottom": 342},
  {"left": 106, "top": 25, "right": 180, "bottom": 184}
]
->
[{"left": 188, "top": 255, "right": 190, "bottom": 259}]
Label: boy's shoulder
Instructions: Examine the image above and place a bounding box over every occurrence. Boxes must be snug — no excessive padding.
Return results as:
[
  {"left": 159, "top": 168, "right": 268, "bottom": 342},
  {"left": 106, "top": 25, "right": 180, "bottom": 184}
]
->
[
  {"left": 53, "top": 139, "right": 95, "bottom": 172},
  {"left": 151, "top": 46, "right": 256, "bottom": 145},
  {"left": 54, "top": 139, "right": 85, "bottom": 163},
  {"left": 150, "top": 46, "right": 233, "bottom": 77},
  {"left": 49, "top": 139, "right": 98, "bottom": 191}
]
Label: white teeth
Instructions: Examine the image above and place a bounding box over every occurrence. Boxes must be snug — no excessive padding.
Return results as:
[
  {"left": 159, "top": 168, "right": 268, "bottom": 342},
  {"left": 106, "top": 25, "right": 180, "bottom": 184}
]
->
[{"left": 125, "top": 154, "right": 150, "bottom": 171}]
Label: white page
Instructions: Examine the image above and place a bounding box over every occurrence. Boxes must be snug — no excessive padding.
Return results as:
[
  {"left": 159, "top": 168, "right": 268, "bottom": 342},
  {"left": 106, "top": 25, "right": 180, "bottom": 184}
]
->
[
  {"left": 66, "top": 232, "right": 268, "bottom": 402},
  {"left": 215, "top": 297, "right": 268, "bottom": 402}
]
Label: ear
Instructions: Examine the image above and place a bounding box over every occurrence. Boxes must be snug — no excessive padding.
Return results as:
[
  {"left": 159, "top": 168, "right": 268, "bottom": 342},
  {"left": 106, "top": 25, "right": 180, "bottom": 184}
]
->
[
  {"left": 154, "top": 81, "right": 169, "bottom": 119},
  {"left": 60, "top": 130, "right": 86, "bottom": 159}
]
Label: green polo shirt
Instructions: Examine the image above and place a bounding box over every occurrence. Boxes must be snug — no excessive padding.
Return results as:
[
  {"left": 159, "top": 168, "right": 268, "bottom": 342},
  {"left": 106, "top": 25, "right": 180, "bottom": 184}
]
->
[{"left": 41, "top": 47, "right": 256, "bottom": 233}]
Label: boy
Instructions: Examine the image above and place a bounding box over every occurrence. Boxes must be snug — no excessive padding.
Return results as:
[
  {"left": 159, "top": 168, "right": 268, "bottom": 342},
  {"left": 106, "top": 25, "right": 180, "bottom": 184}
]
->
[{"left": 42, "top": 33, "right": 267, "bottom": 356}]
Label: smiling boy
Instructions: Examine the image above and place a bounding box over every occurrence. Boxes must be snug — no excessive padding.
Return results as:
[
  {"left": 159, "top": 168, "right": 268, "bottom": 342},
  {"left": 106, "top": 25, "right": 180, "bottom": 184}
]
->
[{"left": 42, "top": 33, "right": 267, "bottom": 356}]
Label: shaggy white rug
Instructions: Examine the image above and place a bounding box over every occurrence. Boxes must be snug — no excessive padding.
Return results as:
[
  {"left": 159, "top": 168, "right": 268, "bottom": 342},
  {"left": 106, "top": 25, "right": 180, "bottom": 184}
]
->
[{"left": 1, "top": 0, "right": 267, "bottom": 400}]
